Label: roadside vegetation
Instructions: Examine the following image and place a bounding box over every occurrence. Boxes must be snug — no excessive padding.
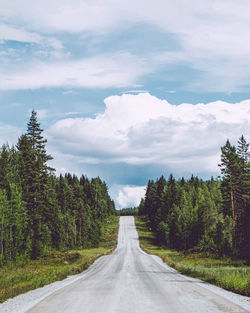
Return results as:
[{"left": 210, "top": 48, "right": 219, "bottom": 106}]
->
[
  {"left": 135, "top": 136, "right": 250, "bottom": 296},
  {"left": 137, "top": 136, "right": 250, "bottom": 260},
  {"left": 135, "top": 216, "right": 250, "bottom": 296},
  {"left": 0, "top": 215, "right": 119, "bottom": 303}
]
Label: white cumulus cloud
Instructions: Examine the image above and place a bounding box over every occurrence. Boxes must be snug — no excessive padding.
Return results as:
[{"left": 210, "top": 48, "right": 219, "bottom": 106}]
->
[
  {"left": 116, "top": 185, "right": 146, "bottom": 208},
  {"left": 48, "top": 93, "right": 250, "bottom": 175}
]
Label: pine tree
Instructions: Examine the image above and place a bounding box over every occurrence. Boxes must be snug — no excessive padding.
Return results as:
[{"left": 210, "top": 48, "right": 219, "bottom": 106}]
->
[
  {"left": 237, "top": 136, "right": 250, "bottom": 258},
  {"left": 17, "top": 111, "right": 54, "bottom": 259},
  {"left": 219, "top": 140, "right": 240, "bottom": 254},
  {"left": 0, "top": 144, "right": 11, "bottom": 198},
  {"left": 9, "top": 183, "right": 29, "bottom": 259},
  {"left": 219, "top": 137, "right": 250, "bottom": 257}
]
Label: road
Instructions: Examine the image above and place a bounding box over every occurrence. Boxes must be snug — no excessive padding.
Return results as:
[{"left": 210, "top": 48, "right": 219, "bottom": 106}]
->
[{"left": 27, "top": 216, "right": 249, "bottom": 313}]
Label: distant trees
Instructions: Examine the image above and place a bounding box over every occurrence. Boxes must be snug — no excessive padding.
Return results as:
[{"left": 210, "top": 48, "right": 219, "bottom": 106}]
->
[
  {"left": 117, "top": 207, "right": 139, "bottom": 216},
  {"left": 139, "top": 136, "right": 250, "bottom": 259},
  {"left": 0, "top": 111, "right": 116, "bottom": 265}
]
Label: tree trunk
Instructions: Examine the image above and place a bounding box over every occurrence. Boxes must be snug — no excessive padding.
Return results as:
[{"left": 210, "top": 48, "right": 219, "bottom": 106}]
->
[
  {"left": 230, "top": 186, "right": 237, "bottom": 251},
  {"left": 79, "top": 217, "right": 82, "bottom": 246},
  {"left": 1, "top": 216, "right": 4, "bottom": 259}
]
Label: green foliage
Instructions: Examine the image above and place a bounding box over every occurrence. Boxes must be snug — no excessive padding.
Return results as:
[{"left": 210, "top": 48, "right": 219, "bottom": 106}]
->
[
  {"left": 117, "top": 207, "right": 139, "bottom": 216},
  {"left": 0, "top": 111, "right": 116, "bottom": 266},
  {"left": 138, "top": 174, "right": 228, "bottom": 253},
  {"left": 219, "top": 136, "right": 250, "bottom": 258},
  {"left": 138, "top": 136, "right": 250, "bottom": 260}
]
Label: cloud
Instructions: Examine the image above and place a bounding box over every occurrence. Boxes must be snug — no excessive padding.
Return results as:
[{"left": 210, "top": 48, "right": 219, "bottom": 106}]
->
[
  {"left": 63, "top": 112, "right": 82, "bottom": 116},
  {"left": 0, "top": 23, "right": 43, "bottom": 44},
  {"left": 0, "top": 0, "right": 134, "bottom": 34},
  {"left": 0, "top": 23, "right": 63, "bottom": 52},
  {"left": 62, "top": 90, "right": 78, "bottom": 95},
  {"left": 116, "top": 185, "right": 146, "bottom": 208},
  {"left": 0, "top": 122, "right": 21, "bottom": 146},
  {"left": 36, "top": 109, "right": 49, "bottom": 120},
  {"left": 48, "top": 93, "right": 250, "bottom": 177},
  {"left": 0, "top": 53, "right": 148, "bottom": 90},
  {"left": 0, "top": 22, "right": 67, "bottom": 66},
  {"left": 122, "top": 90, "right": 148, "bottom": 94},
  {"left": 2, "top": 1, "right": 250, "bottom": 91}
]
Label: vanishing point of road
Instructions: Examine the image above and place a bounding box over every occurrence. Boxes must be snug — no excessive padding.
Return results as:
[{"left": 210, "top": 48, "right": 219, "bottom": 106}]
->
[{"left": 27, "top": 216, "right": 250, "bottom": 313}]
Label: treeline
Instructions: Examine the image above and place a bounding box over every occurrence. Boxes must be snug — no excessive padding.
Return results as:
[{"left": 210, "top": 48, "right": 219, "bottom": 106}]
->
[
  {"left": 117, "top": 207, "right": 138, "bottom": 216},
  {"left": 138, "top": 136, "right": 250, "bottom": 259},
  {"left": 0, "top": 111, "right": 115, "bottom": 264}
]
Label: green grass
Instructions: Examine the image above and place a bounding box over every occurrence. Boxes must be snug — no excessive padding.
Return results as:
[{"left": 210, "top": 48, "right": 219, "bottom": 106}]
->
[
  {"left": 135, "top": 216, "right": 250, "bottom": 296},
  {"left": 0, "top": 216, "right": 119, "bottom": 303}
]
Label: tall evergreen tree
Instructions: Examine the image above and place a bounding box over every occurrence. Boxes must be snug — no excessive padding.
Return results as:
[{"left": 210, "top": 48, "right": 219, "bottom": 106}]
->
[
  {"left": 219, "top": 140, "right": 241, "bottom": 254},
  {"left": 236, "top": 136, "right": 250, "bottom": 258},
  {"left": 17, "top": 111, "right": 54, "bottom": 259},
  {"left": 219, "top": 137, "right": 250, "bottom": 257}
]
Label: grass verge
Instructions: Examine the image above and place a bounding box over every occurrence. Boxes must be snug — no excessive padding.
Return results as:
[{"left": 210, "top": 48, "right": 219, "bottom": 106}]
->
[
  {"left": 135, "top": 216, "right": 250, "bottom": 297},
  {"left": 0, "top": 215, "right": 119, "bottom": 303}
]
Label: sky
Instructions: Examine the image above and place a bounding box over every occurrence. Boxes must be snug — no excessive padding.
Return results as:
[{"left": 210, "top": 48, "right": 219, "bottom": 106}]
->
[{"left": 0, "top": 0, "right": 250, "bottom": 208}]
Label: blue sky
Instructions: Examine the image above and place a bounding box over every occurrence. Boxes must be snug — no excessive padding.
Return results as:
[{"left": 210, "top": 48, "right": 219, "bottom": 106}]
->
[{"left": 0, "top": 0, "right": 250, "bottom": 208}]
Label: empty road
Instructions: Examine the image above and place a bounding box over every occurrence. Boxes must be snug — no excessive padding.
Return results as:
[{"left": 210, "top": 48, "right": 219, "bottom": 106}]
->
[{"left": 26, "top": 216, "right": 249, "bottom": 313}]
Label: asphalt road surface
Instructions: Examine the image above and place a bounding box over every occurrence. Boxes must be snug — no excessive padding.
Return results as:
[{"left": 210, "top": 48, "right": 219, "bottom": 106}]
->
[{"left": 27, "top": 216, "right": 250, "bottom": 313}]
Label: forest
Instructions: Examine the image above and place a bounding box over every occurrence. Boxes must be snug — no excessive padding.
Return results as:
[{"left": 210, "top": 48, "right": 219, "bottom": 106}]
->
[
  {"left": 0, "top": 111, "right": 116, "bottom": 265},
  {"left": 138, "top": 136, "right": 250, "bottom": 260},
  {"left": 117, "top": 207, "right": 139, "bottom": 216}
]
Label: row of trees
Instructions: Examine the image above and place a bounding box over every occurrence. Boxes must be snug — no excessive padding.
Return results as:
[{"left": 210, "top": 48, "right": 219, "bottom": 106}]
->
[
  {"left": 117, "top": 207, "right": 138, "bottom": 216},
  {"left": 138, "top": 136, "right": 250, "bottom": 259},
  {"left": 0, "top": 111, "right": 115, "bottom": 264}
]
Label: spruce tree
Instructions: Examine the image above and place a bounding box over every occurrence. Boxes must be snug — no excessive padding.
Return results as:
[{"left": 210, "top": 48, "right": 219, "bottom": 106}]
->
[
  {"left": 17, "top": 111, "right": 54, "bottom": 259},
  {"left": 237, "top": 136, "right": 250, "bottom": 258},
  {"left": 0, "top": 144, "right": 11, "bottom": 198},
  {"left": 219, "top": 140, "right": 240, "bottom": 255},
  {"left": 219, "top": 137, "right": 250, "bottom": 257}
]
